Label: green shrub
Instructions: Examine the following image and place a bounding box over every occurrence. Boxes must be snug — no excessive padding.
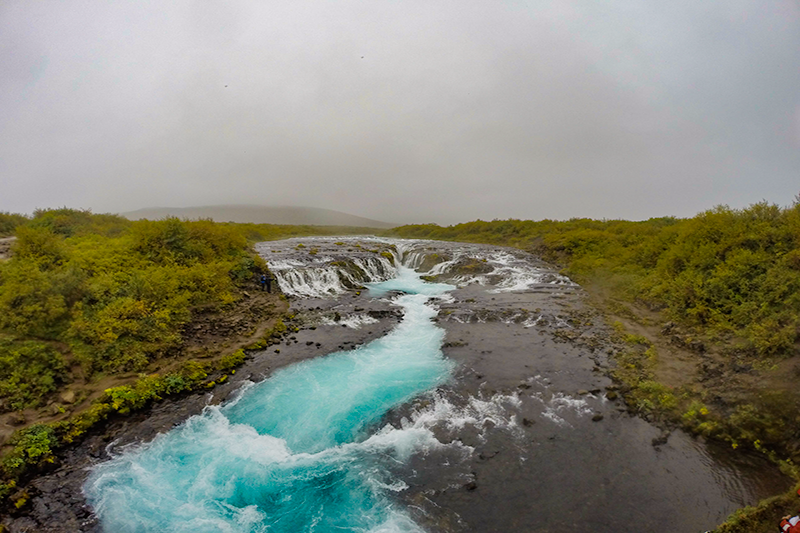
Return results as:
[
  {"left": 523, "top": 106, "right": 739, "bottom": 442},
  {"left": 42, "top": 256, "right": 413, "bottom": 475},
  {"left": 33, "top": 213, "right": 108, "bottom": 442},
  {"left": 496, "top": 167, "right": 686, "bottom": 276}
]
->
[
  {"left": 0, "top": 259, "right": 68, "bottom": 338},
  {"left": 1, "top": 425, "right": 58, "bottom": 478},
  {"left": 11, "top": 226, "right": 67, "bottom": 268},
  {"left": 0, "top": 338, "right": 67, "bottom": 411},
  {"left": 0, "top": 212, "right": 28, "bottom": 237},
  {"left": 218, "top": 349, "right": 246, "bottom": 371}
]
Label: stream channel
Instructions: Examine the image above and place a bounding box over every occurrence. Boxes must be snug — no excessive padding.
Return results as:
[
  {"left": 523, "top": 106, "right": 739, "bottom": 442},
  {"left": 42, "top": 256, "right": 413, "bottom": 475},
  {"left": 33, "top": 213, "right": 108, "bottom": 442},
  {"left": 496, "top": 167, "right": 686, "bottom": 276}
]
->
[{"left": 11, "top": 237, "right": 789, "bottom": 532}]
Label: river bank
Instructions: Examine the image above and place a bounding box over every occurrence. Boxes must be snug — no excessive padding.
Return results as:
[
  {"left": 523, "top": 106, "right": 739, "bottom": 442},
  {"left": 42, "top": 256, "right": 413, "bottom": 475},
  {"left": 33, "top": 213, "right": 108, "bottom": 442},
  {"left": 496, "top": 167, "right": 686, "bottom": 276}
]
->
[
  {"left": 386, "top": 253, "right": 789, "bottom": 532},
  {"left": 1, "top": 290, "right": 401, "bottom": 532},
  {"left": 389, "top": 213, "right": 800, "bottom": 531},
  {"left": 2, "top": 236, "right": 792, "bottom": 532}
]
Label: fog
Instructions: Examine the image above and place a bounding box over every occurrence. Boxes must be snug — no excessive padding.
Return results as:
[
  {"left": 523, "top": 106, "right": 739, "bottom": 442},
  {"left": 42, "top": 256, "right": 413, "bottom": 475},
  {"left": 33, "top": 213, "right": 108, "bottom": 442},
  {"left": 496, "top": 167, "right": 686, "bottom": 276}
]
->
[{"left": 2, "top": 0, "right": 799, "bottom": 224}]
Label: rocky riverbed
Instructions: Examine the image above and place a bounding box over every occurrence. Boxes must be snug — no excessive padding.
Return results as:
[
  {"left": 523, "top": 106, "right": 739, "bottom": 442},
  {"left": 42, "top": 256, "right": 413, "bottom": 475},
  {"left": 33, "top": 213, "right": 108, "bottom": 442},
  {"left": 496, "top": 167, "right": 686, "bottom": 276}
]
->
[{"left": 2, "top": 236, "right": 790, "bottom": 532}]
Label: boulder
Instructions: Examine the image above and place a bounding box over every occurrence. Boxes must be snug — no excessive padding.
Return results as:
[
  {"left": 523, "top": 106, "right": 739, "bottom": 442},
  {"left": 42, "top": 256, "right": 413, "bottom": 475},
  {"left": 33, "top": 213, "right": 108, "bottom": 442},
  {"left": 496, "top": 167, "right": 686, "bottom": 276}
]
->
[{"left": 60, "top": 391, "right": 75, "bottom": 404}]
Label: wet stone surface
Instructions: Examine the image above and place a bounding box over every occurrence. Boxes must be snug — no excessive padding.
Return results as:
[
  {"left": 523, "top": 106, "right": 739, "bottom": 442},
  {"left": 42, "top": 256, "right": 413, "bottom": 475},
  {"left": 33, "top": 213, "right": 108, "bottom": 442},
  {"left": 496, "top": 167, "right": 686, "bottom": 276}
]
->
[{"left": 2, "top": 236, "right": 790, "bottom": 532}]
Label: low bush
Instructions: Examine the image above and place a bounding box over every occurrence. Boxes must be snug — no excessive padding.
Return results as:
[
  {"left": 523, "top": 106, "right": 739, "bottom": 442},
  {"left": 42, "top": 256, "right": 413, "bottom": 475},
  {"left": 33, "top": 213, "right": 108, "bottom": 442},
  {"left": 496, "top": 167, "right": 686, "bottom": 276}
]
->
[
  {"left": 0, "top": 338, "right": 67, "bottom": 412},
  {"left": 0, "top": 212, "right": 28, "bottom": 237},
  {"left": 0, "top": 344, "right": 254, "bottom": 501}
]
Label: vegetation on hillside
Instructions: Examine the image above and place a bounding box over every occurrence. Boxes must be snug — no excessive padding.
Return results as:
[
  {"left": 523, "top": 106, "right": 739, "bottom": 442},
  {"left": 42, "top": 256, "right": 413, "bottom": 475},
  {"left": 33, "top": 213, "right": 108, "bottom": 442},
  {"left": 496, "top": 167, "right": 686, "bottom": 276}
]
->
[
  {"left": 0, "top": 209, "right": 374, "bottom": 411},
  {"left": 0, "top": 213, "right": 27, "bottom": 238},
  {"left": 0, "top": 208, "right": 356, "bottom": 505},
  {"left": 0, "top": 210, "right": 260, "bottom": 387}
]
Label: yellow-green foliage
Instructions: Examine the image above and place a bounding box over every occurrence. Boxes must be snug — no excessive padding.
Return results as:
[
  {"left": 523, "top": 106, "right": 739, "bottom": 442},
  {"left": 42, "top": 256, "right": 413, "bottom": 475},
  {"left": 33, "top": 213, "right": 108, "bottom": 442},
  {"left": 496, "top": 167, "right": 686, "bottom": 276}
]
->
[
  {"left": 217, "top": 349, "right": 246, "bottom": 371},
  {"left": 714, "top": 486, "right": 800, "bottom": 533},
  {"left": 1, "top": 425, "right": 58, "bottom": 479},
  {"left": 0, "top": 210, "right": 267, "bottom": 381},
  {"left": 390, "top": 199, "right": 800, "bottom": 358},
  {"left": 102, "top": 369, "right": 202, "bottom": 415},
  {"left": 623, "top": 333, "right": 651, "bottom": 346},
  {"left": 626, "top": 379, "right": 679, "bottom": 416},
  {"left": 0, "top": 350, "right": 255, "bottom": 500},
  {"left": 0, "top": 212, "right": 28, "bottom": 237},
  {"left": 0, "top": 338, "right": 66, "bottom": 411}
]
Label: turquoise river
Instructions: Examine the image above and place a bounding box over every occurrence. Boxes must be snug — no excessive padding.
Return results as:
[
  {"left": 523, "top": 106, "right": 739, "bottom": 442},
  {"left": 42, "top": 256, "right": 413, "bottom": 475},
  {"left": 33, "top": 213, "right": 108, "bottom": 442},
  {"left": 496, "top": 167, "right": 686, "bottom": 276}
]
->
[{"left": 84, "top": 267, "right": 456, "bottom": 532}]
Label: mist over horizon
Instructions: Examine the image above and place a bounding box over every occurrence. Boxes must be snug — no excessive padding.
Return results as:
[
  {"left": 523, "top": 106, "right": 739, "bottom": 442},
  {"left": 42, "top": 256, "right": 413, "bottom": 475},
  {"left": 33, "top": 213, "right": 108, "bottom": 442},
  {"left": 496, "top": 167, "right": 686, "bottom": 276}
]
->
[{"left": 2, "top": 1, "right": 799, "bottom": 225}]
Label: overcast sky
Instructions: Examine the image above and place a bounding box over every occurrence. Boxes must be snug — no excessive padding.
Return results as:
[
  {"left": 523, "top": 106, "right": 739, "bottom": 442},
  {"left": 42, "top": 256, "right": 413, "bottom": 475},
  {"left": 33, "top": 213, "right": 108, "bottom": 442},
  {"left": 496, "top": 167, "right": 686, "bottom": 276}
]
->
[{"left": 2, "top": 1, "right": 799, "bottom": 225}]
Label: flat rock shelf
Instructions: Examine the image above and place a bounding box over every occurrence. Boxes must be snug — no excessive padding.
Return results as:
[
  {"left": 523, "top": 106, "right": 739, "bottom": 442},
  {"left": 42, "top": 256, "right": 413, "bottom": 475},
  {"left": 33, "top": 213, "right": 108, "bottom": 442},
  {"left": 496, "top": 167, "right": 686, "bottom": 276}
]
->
[{"left": 3, "top": 237, "right": 790, "bottom": 533}]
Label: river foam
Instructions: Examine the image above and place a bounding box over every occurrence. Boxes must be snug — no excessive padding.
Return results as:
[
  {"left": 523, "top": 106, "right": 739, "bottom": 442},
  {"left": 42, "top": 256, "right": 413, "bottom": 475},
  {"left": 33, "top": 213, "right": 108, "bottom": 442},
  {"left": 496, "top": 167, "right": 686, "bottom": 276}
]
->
[
  {"left": 84, "top": 267, "right": 457, "bottom": 532},
  {"left": 258, "top": 237, "right": 575, "bottom": 299}
]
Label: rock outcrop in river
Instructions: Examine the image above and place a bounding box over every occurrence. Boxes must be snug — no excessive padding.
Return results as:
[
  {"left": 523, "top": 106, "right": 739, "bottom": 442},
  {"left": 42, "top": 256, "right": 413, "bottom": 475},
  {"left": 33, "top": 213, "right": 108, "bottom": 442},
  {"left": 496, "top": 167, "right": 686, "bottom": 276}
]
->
[{"left": 2, "top": 237, "right": 788, "bottom": 533}]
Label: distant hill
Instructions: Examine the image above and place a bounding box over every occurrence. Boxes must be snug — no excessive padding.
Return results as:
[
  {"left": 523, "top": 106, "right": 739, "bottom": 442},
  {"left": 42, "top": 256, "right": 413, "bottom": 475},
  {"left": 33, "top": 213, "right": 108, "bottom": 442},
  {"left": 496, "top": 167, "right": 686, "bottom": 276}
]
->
[{"left": 121, "top": 205, "right": 396, "bottom": 229}]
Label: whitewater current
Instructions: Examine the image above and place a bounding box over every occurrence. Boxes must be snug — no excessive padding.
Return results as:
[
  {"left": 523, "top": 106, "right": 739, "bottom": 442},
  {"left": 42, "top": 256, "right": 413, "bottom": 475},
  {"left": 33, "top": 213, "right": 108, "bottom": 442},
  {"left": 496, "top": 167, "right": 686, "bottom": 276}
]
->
[
  {"left": 84, "top": 267, "right": 459, "bottom": 532},
  {"left": 79, "top": 237, "right": 791, "bottom": 533}
]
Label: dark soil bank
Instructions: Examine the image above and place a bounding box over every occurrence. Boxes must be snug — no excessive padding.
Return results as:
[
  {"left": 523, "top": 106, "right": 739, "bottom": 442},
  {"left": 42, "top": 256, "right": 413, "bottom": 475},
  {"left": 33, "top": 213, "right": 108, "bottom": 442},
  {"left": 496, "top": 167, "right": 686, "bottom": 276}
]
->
[{"left": 2, "top": 237, "right": 790, "bottom": 532}]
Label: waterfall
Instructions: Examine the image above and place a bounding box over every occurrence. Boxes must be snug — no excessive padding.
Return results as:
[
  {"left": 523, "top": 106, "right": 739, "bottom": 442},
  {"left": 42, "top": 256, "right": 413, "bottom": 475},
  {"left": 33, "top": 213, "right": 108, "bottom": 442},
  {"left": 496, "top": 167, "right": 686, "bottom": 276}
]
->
[{"left": 84, "top": 266, "right": 457, "bottom": 533}]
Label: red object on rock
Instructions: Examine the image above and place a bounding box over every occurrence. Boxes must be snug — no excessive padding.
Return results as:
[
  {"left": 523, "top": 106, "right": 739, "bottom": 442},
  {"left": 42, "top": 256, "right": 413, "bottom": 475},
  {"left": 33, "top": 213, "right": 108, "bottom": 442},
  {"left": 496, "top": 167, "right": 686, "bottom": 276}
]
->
[{"left": 780, "top": 518, "right": 800, "bottom": 533}]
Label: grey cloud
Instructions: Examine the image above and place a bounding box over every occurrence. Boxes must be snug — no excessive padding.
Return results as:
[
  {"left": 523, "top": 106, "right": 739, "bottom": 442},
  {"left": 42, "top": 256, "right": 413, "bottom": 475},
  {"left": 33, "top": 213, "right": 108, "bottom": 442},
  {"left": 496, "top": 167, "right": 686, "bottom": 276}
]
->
[{"left": 1, "top": 0, "right": 798, "bottom": 224}]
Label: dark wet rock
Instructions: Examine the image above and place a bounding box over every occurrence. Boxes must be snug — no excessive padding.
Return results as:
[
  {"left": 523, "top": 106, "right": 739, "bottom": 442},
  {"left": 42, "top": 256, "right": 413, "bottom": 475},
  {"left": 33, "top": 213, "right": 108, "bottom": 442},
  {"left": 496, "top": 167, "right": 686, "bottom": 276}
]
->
[
  {"left": 652, "top": 431, "right": 670, "bottom": 447},
  {"left": 606, "top": 391, "right": 619, "bottom": 401},
  {"left": 661, "top": 321, "right": 677, "bottom": 335},
  {"left": 443, "top": 340, "right": 468, "bottom": 348},
  {"left": 592, "top": 413, "right": 604, "bottom": 422},
  {"left": 699, "top": 361, "right": 724, "bottom": 382},
  {"left": 577, "top": 389, "right": 589, "bottom": 395},
  {"left": 430, "top": 425, "right": 456, "bottom": 445},
  {"left": 455, "top": 425, "right": 483, "bottom": 448},
  {"left": 478, "top": 450, "right": 500, "bottom": 460},
  {"left": 522, "top": 418, "right": 535, "bottom": 427}
]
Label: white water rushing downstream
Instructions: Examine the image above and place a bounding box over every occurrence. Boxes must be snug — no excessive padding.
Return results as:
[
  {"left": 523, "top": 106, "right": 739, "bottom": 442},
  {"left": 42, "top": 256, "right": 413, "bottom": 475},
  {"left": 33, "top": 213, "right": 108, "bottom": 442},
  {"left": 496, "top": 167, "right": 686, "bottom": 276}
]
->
[
  {"left": 84, "top": 266, "right": 461, "bottom": 532},
  {"left": 264, "top": 238, "right": 574, "bottom": 299},
  {"left": 80, "top": 237, "right": 791, "bottom": 533}
]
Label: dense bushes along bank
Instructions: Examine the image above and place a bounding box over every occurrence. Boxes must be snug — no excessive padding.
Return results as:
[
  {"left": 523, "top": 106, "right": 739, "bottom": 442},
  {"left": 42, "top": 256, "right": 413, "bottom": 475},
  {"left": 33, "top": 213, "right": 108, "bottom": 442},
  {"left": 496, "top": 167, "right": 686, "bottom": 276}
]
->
[
  {"left": 0, "top": 213, "right": 27, "bottom": 238},
  {"left": 0, "top": 208, "right": 376, "bottom": 410},
  {"left": 0, "top": 208, "right": 367, "bottom": 507}
]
